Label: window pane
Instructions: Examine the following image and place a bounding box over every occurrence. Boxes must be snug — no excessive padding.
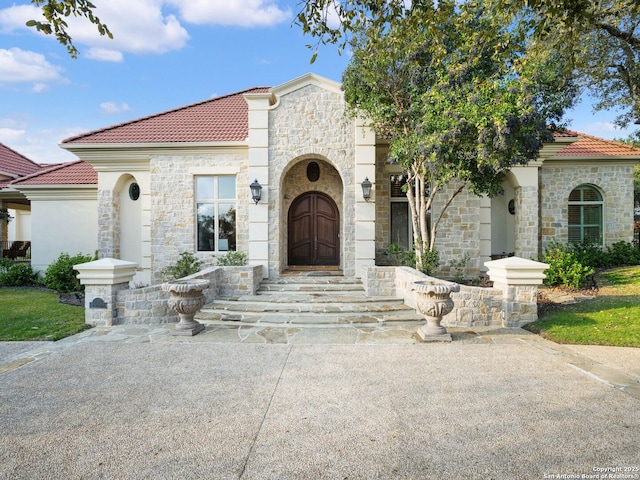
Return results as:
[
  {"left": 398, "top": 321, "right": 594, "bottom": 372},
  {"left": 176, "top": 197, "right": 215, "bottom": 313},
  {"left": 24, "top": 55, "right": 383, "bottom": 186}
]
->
[
  {"left": 390, "top": 180, "right": 406, "bottom": 198},
  {"left": 582, "top": 187, "right": 601, "bottom": 201},
  {"left": 390, "top": 202, "right": 410, "bottom": 249},
  {"left": 568, "top": 226, "right": 582, "bottom": 243},
  {"left": 568, "top": 189, "right": 582, "bottom": 201},
  {"left": 196, "top": 177, "right": 214, "bottom": 200},
  {"left": 584, "top": 227, "right": 601, "bottom": 243},
  {"left": 218, "top": 204, "right": 236, "bottom": 251},
  {"left": 568, "top": 205, "right": 581, "bottom": 224},
  {"left": 583, "top": 205, "right": 602, "bottom": 225},
  {"left": 197, "top": 203, "right": 215, "bottom": 251},
  {"left": 218, "top": 176, "right": 236, "bottom": 199}
]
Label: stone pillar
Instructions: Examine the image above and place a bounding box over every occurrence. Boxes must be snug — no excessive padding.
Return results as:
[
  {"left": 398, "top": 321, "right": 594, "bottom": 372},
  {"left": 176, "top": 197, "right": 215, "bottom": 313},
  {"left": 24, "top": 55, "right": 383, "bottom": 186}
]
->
[
  {"left": 0, "top": 201, "right": 6, "bottom": 253},
  {"left": 75, "top": 258, "right": 137, "bottom": 327},
  {"left": 244, "top": 92, "right": 272, "bottom": 278},
  {"left": 354, "top": 117, "right": 376, "bottom": 278},
  {"left": 509, "top": 166, "right": 540, "bottom": 260},
  {"left": 485, "top": 256, "right": 549, "bottom": 328}
]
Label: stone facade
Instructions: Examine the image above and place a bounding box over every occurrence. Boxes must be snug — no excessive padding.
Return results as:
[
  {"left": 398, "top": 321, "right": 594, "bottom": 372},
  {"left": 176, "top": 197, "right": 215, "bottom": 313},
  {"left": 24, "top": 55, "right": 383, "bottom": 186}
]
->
[
  {"left": 149, "top": 152, "right": 247, "bottom": 284},
  {"left": 68, "top": 75, "right": 638, "bottom": 287},
  {"left": 97, "top": 189, "right": 118, "bottom": 259},
  {"left": 514, "top": 184, "right": 539, "bottom": 259},
  {"left": 268, "top": 84, "right": 357, "bottom": 277},
  {"left": 539, "top": 164, "right": 635, "bottom": 250}
]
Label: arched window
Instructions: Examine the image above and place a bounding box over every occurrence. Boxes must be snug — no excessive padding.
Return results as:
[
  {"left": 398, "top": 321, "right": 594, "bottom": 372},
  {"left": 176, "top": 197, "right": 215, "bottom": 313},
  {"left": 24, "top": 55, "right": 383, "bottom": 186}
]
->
[{"left": 568, "top": 185, "right": 603, "bottom": 244}]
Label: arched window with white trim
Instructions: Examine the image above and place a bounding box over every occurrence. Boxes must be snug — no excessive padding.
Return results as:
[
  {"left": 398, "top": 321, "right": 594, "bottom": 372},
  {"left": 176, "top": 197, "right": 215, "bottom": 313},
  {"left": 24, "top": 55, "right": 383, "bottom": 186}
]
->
[{"left": 568, "top": 184, "right": 603, "bottom": 244}]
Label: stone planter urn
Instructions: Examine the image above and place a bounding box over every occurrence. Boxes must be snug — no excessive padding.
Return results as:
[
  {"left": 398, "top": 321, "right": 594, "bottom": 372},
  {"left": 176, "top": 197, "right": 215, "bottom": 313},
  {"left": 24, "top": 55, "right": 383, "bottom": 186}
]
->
[
  {"left": 162, "top": 279, "right": 210, "bottom": 336},
  {"left": 412, "top": 281, "right": 460, "bottom": 342}
]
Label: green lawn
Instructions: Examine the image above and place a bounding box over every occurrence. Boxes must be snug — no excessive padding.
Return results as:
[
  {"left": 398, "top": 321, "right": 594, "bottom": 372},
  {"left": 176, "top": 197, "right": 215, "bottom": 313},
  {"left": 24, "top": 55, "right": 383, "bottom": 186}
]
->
[
  {"left": 526, "top": 266, "right": 640, "bottom": 348},
  {"left": 0, "top": 288, "right": 88, "bottom": 341}
]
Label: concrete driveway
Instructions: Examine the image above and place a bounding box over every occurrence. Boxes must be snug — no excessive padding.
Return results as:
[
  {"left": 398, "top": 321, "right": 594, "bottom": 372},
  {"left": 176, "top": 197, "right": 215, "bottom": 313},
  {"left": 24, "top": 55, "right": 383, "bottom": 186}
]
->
[{"left": 1, "top": 325, "right": 639, "bottom": 479}]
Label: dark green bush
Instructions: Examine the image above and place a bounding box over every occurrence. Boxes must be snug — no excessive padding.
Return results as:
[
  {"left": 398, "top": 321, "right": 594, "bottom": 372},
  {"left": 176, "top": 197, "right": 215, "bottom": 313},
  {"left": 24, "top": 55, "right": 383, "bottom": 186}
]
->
[
  {"left": 161, "top": 252, "right": 203, "bottom": 281},
  {"left": 44, "top": 252, "right": 95, "bottom": 293},
  {"left": 386, "top": 243, "right": 439, "bottom": 275},
  {"left": 541, "top": 243, "right": 594, "bottom": 289},
  {"left": 605, "top": 241, "right": 640, "bottom": 266},
  {"left": 420, "top": 249, "right": 440, "bottom": 276},
  {"left": 0, "top": 259, "right": 40, "bottom": 287},
  {"left": 571, "top": 241, "right": 609, "bottom": 268}
]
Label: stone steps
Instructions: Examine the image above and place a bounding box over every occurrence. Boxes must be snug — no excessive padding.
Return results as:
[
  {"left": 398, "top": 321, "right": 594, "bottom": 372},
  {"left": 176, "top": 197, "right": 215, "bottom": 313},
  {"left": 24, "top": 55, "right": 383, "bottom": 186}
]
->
[{"left": 196, "top": 275, "right": 423, "bottom": 327}]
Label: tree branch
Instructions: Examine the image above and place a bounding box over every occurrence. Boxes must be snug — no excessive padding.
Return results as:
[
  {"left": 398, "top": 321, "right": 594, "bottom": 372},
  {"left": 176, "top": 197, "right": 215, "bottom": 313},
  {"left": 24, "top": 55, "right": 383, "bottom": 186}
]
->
[{"left": 595, "top": 21, "right": 640, "bottom": 49}]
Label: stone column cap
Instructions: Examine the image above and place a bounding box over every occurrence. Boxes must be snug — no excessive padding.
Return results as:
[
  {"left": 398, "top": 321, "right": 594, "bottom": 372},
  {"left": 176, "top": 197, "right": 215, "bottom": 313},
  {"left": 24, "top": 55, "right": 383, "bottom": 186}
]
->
[
  {"left": 484, "top": 256, "right": 549, "bottom": 285},
  {"left": 75, "top": 258, "right": 138, "bottom": 285}
]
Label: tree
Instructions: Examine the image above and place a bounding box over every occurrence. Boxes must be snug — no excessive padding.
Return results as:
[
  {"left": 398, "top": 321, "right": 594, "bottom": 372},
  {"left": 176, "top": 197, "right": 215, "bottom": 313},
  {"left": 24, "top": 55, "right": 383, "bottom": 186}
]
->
[
  {"left": 297, "top": 0, "right": 640, "bottom": 129},
  {"left": 26, "top": 0, "right": 111, "bottom": 58},
  {"left": 523, "top": 1, "right": 640, "bottom": 128},
  {"left": 26, "top": 0, "right": 640, "bottom": 128},
  {"left": 342, "top": 1, "right": 577, "bottom": 271}
]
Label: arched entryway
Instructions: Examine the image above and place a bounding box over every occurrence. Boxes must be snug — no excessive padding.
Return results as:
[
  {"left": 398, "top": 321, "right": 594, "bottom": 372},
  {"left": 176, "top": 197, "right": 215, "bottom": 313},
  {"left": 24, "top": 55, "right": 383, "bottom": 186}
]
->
[{"left": 288, "top": 191, "right": 340, "bottom": 266}]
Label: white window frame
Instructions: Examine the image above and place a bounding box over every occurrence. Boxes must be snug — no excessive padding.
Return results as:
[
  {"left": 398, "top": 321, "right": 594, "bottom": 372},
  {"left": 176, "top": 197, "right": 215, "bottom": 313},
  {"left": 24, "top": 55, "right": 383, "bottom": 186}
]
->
[{"left": 195, "top": 175, "right": 237, "bottom": 252}]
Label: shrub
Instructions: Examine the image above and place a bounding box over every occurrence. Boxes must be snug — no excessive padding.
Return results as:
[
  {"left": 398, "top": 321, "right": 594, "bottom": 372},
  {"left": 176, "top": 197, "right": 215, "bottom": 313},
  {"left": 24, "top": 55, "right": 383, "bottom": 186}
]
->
[
  {"left": 605, "top": 241, "right": 640, "bottom": 266},
  {"left": 386, "top": 243, "right": 439, "bottom": 275},
  {"left": 571, "top": 241, "right": 609, "bottom": 269},
  {"left": 44, "top": 252, "right": 96, "bottom": 293},
  {"left": 541, "top": 243, "right": 594, "bottom": 289},
  {"left": 387, "top": 243, "right": 415, "bottom": 267},
  {"left": 161, "top": 252, "right": 203, "bottom": 281},
  {"left": 0, "top": 259, "right": 40, "bottom": 287},
  {"left": 216, "top": 251, "right": 247, "bottom": 266},
  {"left": 420, "top": 249, "right": 440, "bottom": 276},
  {"left": 449, "top": 252, "right": 470, "bottom": 283}
]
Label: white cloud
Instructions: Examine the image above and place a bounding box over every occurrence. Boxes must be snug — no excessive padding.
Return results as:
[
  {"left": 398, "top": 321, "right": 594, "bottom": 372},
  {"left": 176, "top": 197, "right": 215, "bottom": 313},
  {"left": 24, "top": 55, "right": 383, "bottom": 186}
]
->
[
  {"left": 0, "top": 126, "right": 80, "bottom": 164},
  {"left": 85, "top": 48, "right": 123, "bottom": 62},
  {"left": 0, "top": 1, "right": 189, "bottom": 60},
  {"left": 67, "top": 1, "right": 190, "bottom": 56},
  {"left": 0, "top": 4, "right": 40, "bottom": 33},
  {"left": 0, "top": 127, "right": 26, "bottom": 143},
  {"left": 0, "top": 48, "right": 65, "bottom": 85},
  {"left": 166, "top": 0, "right": 291, "bottom": 27},
  {"left": 0, "top": 0, "right": 291, "bottom": 63},
  {"left": 100, "top": 101, "right": 131, "bottom": 115}
]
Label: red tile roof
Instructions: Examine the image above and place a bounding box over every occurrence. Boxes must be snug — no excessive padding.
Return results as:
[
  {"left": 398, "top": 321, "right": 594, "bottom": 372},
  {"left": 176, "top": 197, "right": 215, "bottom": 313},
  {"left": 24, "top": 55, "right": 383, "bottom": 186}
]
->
[
  {"left": 11, "top": 160, "right": 97, "bottom": 186},
  {"left": 62, "top": 87, "right": 271, "bottom": 145},
  {"left": 555, "top": 132, "right": 640, "bottom": 157},
  {"left": 0, "top": 143, "right": 42, "bottom": 186},
  {"left": 551, "top": 129, "right": 579, "bottom": 138}
]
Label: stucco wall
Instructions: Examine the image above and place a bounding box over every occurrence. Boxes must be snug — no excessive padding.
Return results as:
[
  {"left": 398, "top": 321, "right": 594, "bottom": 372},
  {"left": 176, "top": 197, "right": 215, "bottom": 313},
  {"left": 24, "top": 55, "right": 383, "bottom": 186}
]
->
[
  {"left": 539, "top": 164, "right": 635, "bottom": 251},
  {"left": 30, "top": 194, "right": 98, "bottom": 273}
]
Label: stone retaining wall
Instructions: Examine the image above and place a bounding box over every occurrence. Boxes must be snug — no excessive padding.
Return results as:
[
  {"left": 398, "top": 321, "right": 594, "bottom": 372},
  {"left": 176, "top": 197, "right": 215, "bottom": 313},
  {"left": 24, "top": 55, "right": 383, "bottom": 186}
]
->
[
  {"left": 113, "top": 265, "right": 262, "bottom": 325},
  {"left": 363, "top": 265, "right": 539, "bottom": 328}
]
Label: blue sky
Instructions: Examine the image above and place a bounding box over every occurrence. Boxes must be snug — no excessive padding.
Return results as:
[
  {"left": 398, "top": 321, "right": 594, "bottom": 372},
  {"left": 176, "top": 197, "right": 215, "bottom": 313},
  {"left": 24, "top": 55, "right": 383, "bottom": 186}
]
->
[{"left": 0, "top": 1, "right": 636, "bottom": 165}]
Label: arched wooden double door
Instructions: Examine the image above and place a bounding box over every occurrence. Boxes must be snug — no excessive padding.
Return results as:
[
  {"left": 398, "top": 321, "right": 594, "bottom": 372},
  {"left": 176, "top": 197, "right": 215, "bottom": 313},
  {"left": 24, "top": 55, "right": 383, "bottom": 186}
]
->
[{"left": 288, "top": 192, "right": 340, "bottom": 266}]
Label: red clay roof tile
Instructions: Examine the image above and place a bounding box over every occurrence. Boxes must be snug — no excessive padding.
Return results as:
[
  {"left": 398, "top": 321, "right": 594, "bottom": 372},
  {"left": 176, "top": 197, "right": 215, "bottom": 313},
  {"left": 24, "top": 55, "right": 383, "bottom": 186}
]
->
[
  {"left": 555, "top": 132, "right": 640, "bottom": 157},
  {"left": 62, "top": 87, "right": 271, "bottom": 145},
  {"left": 11, "top": 160, "right": 97, "bottom": 186},
  {"left": 0, "top": 143, "right": 42, "bottom": 186}
]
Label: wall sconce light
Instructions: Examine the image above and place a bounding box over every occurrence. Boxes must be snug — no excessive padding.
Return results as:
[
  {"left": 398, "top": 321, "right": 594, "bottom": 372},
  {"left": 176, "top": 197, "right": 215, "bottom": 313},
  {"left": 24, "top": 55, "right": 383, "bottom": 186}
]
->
[
  {"left": 361, "top": 177, "right": 372, "bottom": 202},
  {"left": 250, "top": 179, "right": 262, "bottom": 204}
]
